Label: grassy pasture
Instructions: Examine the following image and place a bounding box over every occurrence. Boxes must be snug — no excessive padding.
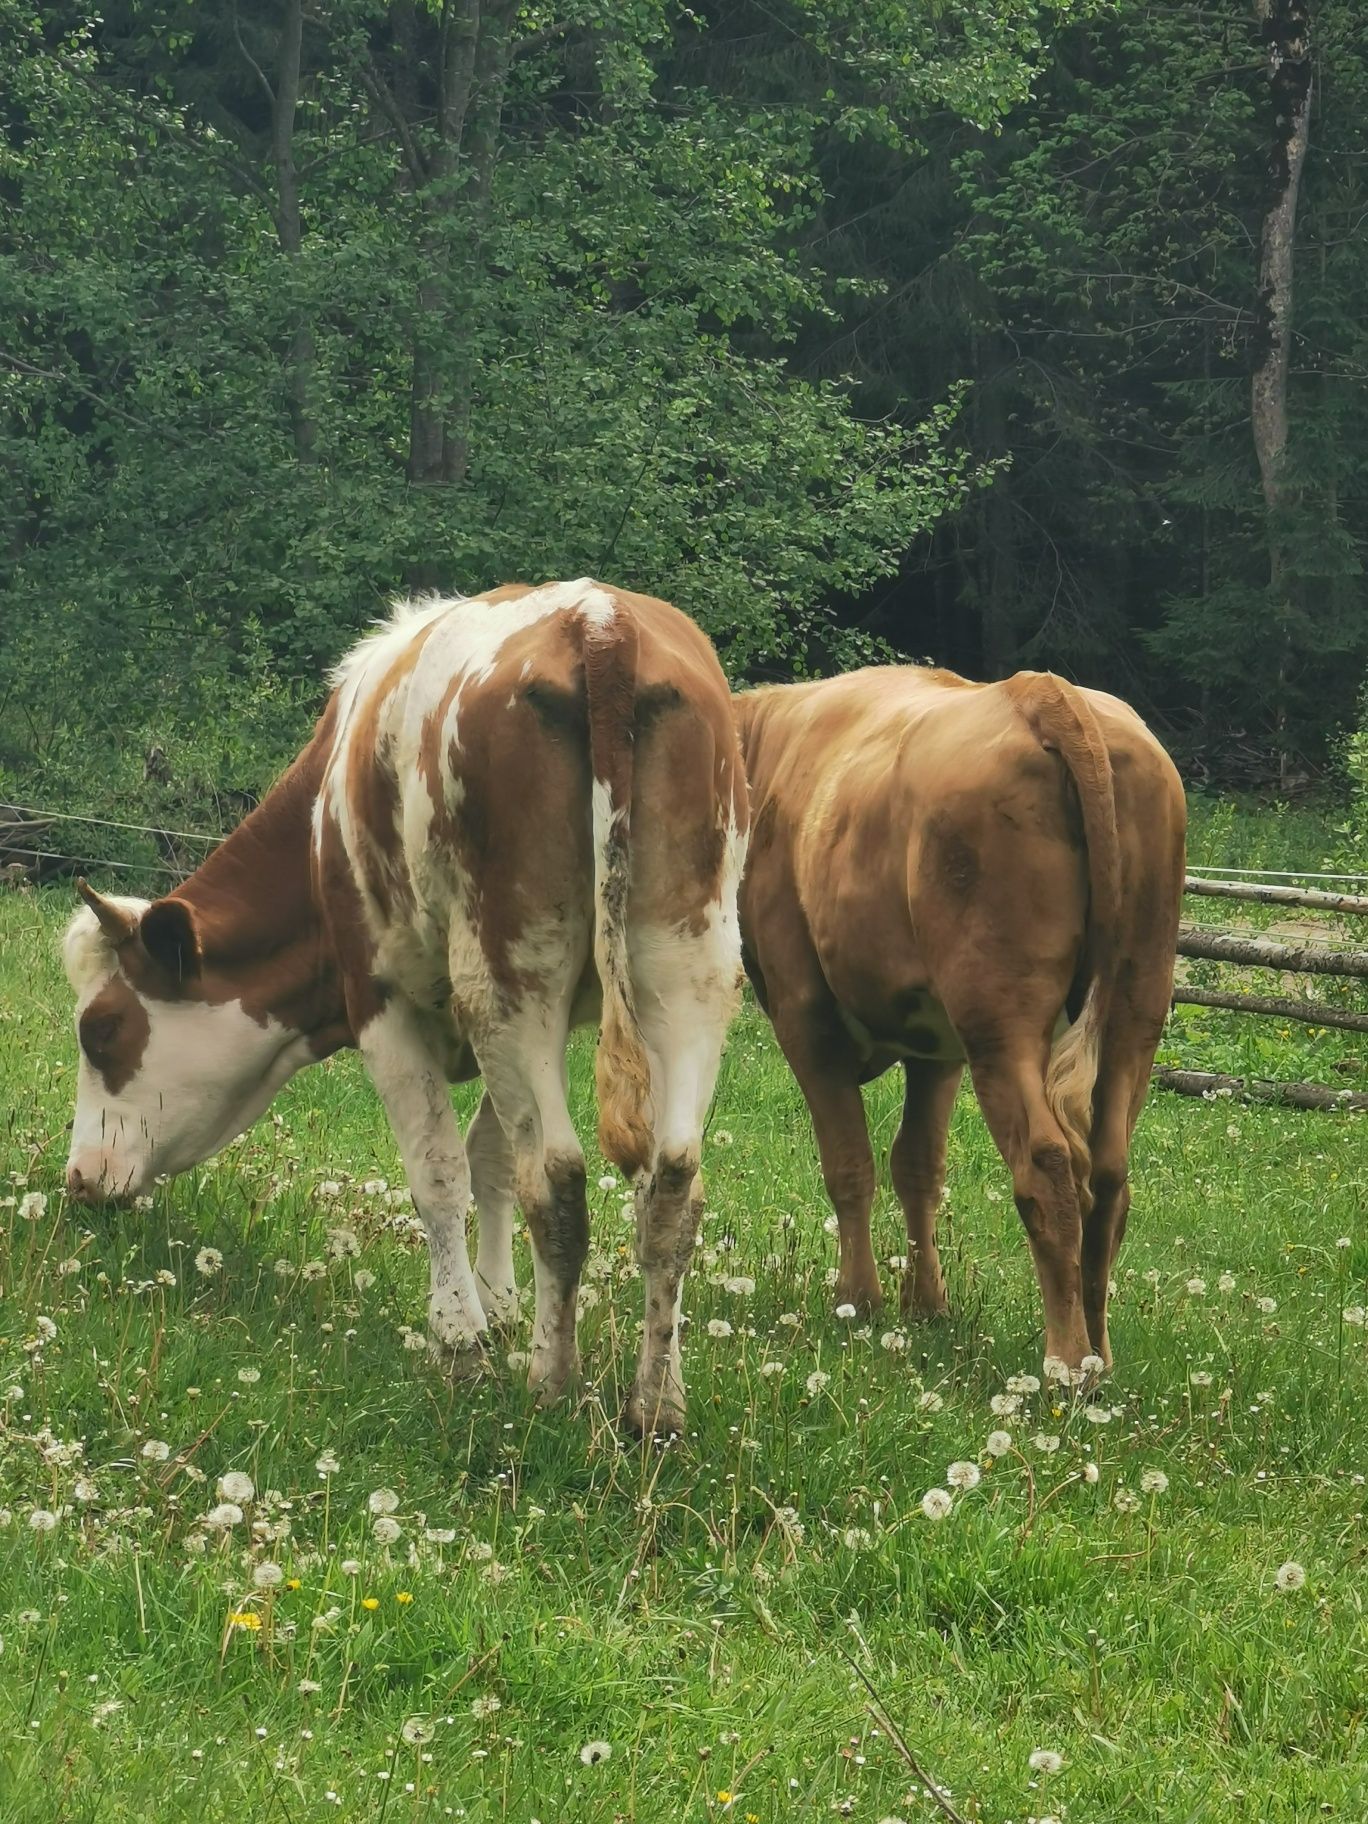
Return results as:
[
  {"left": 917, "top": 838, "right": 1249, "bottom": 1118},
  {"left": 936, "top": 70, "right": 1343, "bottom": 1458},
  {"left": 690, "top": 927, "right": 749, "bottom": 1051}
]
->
[{"left": 2, "top": 874, "right": 1367, "bottom": 1824}]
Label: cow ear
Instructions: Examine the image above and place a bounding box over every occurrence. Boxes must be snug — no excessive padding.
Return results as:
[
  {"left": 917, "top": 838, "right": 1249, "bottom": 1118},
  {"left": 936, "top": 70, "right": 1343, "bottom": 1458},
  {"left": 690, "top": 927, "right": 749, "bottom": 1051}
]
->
[{"left": 139, "top": 897, "right": 202, "bottom": 983}]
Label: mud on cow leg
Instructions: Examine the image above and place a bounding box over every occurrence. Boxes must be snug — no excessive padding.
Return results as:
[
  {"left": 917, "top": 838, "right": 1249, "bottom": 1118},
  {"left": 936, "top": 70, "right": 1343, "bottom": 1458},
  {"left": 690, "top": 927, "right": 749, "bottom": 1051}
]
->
[
  {"left": 524, "top": 1150, "right": 590, "bottom": 1403},
  {"left": 625, "top": 1145, "right": 701, "bottom": 1439}
]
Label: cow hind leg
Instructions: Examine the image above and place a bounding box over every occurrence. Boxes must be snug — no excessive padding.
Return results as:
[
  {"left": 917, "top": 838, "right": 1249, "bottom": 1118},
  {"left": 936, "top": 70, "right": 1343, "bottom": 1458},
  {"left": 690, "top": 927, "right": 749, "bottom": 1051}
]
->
[
  {"left": 774, "top": 1005, "right": 882, "bottom": 1315},
  {"left": 619, "top": 920, "right": 739, "bottom": 1439},
  {"left": 964, "top": 1044, "right": 1093, "bottom": 1375},
  {"left": 891, "top": 1060, "right": 962, "bottom": 1320},
  {"left": 475, "top": 1002, "right": 588, "bottom": 1404},
  {"left": 1082, "top": 1035, "right": 1163, "bottom": 1368},
  {"left": 468, "top": 1091, "right": 519, "bottom": 1331}
]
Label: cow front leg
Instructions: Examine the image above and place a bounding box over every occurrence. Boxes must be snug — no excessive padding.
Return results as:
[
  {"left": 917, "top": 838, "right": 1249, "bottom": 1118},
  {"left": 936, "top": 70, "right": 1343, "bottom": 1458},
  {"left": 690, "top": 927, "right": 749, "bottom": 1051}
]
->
[{"left": 359, "top": 1002, "right": 488, "bottom": 1360}]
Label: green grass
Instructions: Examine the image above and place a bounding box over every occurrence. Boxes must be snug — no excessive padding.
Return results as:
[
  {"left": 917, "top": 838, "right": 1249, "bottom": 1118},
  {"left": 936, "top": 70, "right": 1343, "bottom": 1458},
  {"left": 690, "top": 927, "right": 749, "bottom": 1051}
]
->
[{"left": 3, "top": 883, "right": 1368, "bottom": 1823}]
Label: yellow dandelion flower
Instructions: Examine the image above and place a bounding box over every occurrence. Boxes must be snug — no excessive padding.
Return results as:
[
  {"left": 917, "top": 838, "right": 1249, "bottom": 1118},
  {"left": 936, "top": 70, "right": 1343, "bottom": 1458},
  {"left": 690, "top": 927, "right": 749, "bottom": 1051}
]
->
[
  {"left": 396, "top": 1591, "right": 414, "bottom": 1605},
  {"left": 285, "top": 1578, "right": 302, "bottom": 1591},
  {"left": 228, "top": 1611, "right": 262, "bottom": 1631},
  {"left": 715, "top": 1793, "right": 732, "bottom": 1807},
  {"left": 361, "top": 1596, "right": 380, "bottom": 1612}
]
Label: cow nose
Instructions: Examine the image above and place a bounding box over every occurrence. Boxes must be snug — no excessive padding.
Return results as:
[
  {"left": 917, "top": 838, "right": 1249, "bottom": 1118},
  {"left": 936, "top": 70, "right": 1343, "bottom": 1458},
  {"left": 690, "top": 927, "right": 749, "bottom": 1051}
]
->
[{"left": 66, "top": 1165, "right": 96, "bottom": 1204}]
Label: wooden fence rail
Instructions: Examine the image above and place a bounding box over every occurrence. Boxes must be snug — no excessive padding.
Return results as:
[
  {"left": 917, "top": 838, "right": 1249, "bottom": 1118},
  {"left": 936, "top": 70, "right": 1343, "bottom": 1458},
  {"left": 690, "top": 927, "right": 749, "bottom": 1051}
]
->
[
  {"left": 1175, "top": 925, "right": 1368, "bottom": 979},
  {"left": 1184, "top": 873, "right": 1368, "bottom": 915},
  {"left": 1163, "top": 872, "right": 1368, "bottom": 1114}
]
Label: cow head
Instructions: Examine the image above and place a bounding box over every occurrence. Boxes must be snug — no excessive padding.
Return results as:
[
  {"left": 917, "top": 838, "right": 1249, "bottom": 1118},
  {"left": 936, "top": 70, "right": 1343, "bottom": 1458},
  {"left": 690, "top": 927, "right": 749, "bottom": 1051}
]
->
[{"left": 62, "top": 881, "right": 314, "bottom": 1203}]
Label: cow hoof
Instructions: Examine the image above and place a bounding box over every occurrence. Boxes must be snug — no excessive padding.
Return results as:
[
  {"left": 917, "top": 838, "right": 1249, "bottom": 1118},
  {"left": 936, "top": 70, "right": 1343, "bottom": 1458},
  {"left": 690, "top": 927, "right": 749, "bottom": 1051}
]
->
[
  {"left": 901, "top": 1295, "right": 951, "bottom": 1323},
  {"left": 834, "top": 1282, "right": 884, "bottom": 1317},
  {"left": 622, "top": 1390, "right": 685, "bottom": 1442},
  {"left": 427, "top": 1331, "right": 490, "bottom": 1380},
  {"left": 900, "top": 1280, "right": 950, "bottom": 1322},
  {"left": 474, "top": 1277, "right": 520, "bottom": 1334},
  {"left": 527, "top": 1347, "right": 578, "bottom": 1407}
]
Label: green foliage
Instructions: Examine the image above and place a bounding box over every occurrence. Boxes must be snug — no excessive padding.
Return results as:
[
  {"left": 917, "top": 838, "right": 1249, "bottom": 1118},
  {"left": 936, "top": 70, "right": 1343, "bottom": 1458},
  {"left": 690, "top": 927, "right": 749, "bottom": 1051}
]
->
[{"left": 0, "top": 0, "right": 1011, "bottom": 826}]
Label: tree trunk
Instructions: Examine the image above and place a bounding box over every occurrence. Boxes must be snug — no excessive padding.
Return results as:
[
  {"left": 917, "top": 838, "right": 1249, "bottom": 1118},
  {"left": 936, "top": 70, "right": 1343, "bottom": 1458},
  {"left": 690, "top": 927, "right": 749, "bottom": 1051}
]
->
[
  {"left": 408, "top": 0, "right": 481, "bottom": 488},
  {"left": 271, "top": 0, "right": 316, "bottom": 465},
  {"left": 1250, "top": 0, "right": 1311, "bottom": 780},
  {"left": 442, "top": 1, "right": 514, "bottom": 486}
]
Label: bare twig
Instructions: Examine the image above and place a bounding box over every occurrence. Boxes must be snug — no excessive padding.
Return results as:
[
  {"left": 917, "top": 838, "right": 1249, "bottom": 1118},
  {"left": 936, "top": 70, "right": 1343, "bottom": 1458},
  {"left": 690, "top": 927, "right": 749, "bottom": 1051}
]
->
[{"left": 838, "top": 1650, "right": 971, "bottom": 1824}]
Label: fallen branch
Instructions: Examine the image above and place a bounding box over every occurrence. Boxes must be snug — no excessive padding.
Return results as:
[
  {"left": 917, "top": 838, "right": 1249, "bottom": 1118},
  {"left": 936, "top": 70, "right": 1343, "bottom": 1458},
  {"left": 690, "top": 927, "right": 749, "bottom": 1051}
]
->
[
  {"left": 1172, "top": 986, "right": 1368, "bottom": 1034},
  {"left": 1153, "top": 1066, "right": 1368, "bottom": 1112},
  {"left": 1177, "top": 926, "right": 1368, "bottom": 979}
]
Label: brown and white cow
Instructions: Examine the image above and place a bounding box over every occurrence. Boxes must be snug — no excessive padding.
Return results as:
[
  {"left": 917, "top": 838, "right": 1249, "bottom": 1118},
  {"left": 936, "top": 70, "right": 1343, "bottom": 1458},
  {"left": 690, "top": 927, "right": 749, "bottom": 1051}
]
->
[
  {"left": 735, "top": 665, "right": 1185, "bottom": 1378},
  {"left": 63, "top": 579, "right": 748, "bottom": 1434}
]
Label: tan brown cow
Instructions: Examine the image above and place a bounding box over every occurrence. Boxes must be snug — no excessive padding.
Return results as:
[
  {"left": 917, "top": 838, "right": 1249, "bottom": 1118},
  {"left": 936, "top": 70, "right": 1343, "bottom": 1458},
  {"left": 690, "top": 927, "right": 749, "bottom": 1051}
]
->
[
  {"left": 63, "top": 580, "right": 748, "bottom": 1434},
  {"left": 735, "top": 665, "right": 1185, "bottom": 1377}
]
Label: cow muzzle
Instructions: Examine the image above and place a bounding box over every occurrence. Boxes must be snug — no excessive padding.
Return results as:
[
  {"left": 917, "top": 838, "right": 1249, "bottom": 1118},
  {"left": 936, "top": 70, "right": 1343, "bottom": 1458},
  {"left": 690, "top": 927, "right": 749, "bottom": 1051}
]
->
[{"left": 65, "top": 1159, "right": 141, "bottom": 1207}]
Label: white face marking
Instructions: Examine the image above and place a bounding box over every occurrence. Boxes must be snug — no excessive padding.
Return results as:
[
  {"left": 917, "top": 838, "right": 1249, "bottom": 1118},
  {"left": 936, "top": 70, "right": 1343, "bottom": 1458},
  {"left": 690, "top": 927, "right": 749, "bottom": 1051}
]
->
[{"left": 63, "top": 908, "right": 312, "bottom": 1199}]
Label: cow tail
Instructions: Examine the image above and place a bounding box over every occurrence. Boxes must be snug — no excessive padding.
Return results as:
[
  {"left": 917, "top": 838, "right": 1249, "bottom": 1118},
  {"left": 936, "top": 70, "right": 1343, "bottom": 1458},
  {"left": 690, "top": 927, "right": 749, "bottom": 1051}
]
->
[
  {"left": 1007, "top": 672, "right": 1123, "bottom": 1216},
  {"left": 582, "top": 606, "right": 655, "bottom": 1178}
]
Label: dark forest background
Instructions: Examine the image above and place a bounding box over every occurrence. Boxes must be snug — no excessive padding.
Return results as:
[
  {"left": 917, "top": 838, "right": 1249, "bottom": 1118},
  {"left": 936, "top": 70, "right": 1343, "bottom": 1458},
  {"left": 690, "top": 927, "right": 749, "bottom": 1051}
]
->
[{"left": 3, "top": 0, "right": 1365, "bottom": 842}]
